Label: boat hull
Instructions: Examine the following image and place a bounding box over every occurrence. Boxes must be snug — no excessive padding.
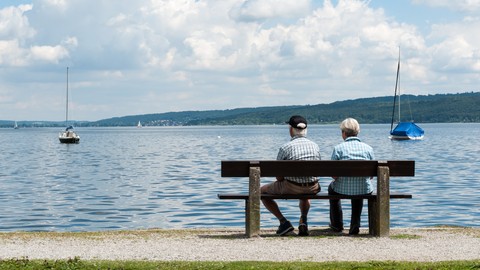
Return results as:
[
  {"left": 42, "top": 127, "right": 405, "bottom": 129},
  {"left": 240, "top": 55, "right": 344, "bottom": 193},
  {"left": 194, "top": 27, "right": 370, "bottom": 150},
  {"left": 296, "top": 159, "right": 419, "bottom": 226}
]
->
[
  {"left": 59, "top": 137, "right": 80, "bottom": 144},
  {"left": 59, "top": 131, "right": 80, "bottom": 144},
  {"left": 389, "top": 134, "right": 424, "bottom": 140}
]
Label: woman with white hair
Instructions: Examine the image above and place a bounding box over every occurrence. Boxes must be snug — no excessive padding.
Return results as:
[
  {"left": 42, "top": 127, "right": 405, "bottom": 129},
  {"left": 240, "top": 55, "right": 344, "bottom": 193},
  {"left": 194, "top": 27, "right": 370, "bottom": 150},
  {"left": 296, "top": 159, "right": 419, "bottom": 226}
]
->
[{"left": 328, "top": 118, "right": 375, "bottom": 235}]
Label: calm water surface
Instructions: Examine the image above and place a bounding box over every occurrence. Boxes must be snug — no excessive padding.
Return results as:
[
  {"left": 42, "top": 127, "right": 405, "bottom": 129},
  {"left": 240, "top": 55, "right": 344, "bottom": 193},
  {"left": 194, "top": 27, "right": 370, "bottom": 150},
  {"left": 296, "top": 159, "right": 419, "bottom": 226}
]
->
[{"left": 0, "top": 123, "right": 478, "bottom": 232}]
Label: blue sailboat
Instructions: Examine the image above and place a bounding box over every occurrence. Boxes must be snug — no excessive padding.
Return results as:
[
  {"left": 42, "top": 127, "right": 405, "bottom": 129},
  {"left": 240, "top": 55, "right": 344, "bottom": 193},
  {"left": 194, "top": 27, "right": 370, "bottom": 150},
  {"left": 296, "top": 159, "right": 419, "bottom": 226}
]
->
[
  {"left": 389, "top": 50, "right": 424, "bottom": 140},
  {"left": 390, "top": 122, "right": 424, "bottom": 140}
]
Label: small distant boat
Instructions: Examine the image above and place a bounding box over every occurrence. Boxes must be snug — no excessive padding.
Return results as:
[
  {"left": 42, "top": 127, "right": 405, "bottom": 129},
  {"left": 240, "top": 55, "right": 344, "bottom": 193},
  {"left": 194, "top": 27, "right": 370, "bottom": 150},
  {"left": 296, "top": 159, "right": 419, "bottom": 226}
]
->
[
  {"left": 59, "top": 125, "right": 80, "bottom": 144},
  {"left": 59, "top": 67, "right": 80, "bottom": 144},
  {"left": 137, "top": 121, "right": 142, "bottom": 128},
  {"left": 13, "top": 121, "right": 19, "bottom": 129},
  {"left": 389, "top": 49, "right": 424, "bottom": 140}
]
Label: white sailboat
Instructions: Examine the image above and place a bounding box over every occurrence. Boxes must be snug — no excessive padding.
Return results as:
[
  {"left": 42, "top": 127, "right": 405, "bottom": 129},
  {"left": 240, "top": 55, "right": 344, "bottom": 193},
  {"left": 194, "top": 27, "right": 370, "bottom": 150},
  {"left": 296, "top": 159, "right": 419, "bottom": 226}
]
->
[
  {"left": 13, "top": 121, "right": 19, "bottom": 129},
  {"left": 59, "top": 67, "right": 80, "bottom": 144},
  {"left": 137, "top": 121, "right": 142, "bottom": 128}
]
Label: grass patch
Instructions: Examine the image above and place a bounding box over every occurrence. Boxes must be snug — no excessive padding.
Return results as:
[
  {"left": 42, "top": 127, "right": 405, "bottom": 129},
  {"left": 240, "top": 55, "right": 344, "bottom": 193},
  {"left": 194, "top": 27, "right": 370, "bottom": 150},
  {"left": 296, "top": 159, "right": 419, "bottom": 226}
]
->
[
  {"left": 0, "top": 228, "right": 238, "bottom": 241},
  {"left": 390, "top": 234, "right": 422, "bottom": 240},
  {"left": 421, "top": 226, "right": 480, "bottom": 238},
  {"left": 0, "top": 258, "right": 479, "bottom": 270},
  {"left": 1, "top": 227, "right": 478, "bottom": 240}
]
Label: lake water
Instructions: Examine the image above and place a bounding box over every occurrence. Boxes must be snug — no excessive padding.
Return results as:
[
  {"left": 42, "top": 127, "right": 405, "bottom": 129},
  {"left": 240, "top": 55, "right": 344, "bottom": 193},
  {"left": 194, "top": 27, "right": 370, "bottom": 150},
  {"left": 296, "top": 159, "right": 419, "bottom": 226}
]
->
[{"left": 0, "top": 123, "right": 478, "bottom": 232}]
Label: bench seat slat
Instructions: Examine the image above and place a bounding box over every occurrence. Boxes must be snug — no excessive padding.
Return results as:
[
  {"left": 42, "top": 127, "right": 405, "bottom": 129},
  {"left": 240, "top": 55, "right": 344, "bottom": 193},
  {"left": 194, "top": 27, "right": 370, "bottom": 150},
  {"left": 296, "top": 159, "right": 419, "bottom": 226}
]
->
[
  {"left": 218, "top": 193, "right": 412, "bottom": 200},
  {"left": 221, "top": 160, "right": 414, "bottom": 177}
]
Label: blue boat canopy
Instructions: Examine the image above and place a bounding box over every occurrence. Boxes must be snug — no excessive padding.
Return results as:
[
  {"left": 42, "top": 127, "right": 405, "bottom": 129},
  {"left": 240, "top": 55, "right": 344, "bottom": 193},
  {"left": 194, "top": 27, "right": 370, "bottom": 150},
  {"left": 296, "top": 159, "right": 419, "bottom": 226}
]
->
[
  {"left": 65, "top": 125, "right": 74, "bottom": 131},
  {"left": 390, "top": 122, "right": 424, "bottom": 138}
]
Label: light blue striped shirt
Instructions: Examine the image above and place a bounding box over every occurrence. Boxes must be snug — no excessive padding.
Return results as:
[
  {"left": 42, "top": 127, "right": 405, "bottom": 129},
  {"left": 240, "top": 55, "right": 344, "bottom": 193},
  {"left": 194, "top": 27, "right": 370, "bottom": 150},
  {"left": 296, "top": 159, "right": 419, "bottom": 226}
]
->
[
  {"left": 277, "top": 135, "right": 321, "bottom": 183},
  {"left": 330, "top": 137, "right": 375, "bottom": 195}
]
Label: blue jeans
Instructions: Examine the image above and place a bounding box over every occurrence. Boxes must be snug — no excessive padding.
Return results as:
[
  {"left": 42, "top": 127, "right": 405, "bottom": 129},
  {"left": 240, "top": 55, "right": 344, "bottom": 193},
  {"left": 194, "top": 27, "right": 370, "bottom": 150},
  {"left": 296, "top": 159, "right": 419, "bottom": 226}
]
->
[{"left": 328, "top": 183, "right": 370, "bottom": 233}]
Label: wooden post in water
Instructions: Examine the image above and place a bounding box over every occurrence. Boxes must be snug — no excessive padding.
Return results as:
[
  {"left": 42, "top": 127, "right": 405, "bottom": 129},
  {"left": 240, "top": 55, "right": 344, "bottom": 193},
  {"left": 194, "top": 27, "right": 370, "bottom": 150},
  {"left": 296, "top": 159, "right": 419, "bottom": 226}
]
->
[{"left": 246, "top": 162, "right": 261, "bottom": 237}]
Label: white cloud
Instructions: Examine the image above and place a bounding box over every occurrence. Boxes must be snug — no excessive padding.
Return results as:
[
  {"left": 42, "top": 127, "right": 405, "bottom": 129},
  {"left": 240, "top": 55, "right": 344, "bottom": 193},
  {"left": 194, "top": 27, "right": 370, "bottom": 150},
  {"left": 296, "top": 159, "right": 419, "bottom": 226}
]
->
[
  {"left": 45, "top": 0, "right": 67, "bottom": 8},
  {"left": 61, "top": 36, "right": 78, "bottom": 49},
  {"left": 258, "top": 84, "right": 290, "bottom": 96},
  {"left": 0, "top": 40, "right": 28, "bottom": 66},
  {"left": 30, "top": 45, "right": 69, "bottom": 63},
  {"left": 230, "top": 0, "right": 310, "bottom": 21},
  {"left": 413, "top": 0, "right": 480, "bottom": 12},
  {"left": 0, "top": 5, "right": 35, "bottom": 66},
  {"left": 0, "top": 4, "right": 34, "bottom": 39},
  {"left": 0, "top": 0, "right": 479, "bottom": 120},
  {"left": 428, "top": 17, "right": 480, "bottom": 73}
]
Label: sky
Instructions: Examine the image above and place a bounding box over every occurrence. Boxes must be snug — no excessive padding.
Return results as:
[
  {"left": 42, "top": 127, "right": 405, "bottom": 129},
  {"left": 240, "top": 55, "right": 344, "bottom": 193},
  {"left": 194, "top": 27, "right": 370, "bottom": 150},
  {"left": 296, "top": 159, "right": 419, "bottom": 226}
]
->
[{"left": 0, "top": 0, "right": 479, "bottom": 121}]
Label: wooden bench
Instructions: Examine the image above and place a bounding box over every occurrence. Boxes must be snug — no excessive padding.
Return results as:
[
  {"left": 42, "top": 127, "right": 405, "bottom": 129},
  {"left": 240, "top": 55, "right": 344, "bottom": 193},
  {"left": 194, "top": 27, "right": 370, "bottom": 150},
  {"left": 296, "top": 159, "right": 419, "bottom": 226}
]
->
[{"left": 218, "top": 160, "right": 414, "bottom": 237}]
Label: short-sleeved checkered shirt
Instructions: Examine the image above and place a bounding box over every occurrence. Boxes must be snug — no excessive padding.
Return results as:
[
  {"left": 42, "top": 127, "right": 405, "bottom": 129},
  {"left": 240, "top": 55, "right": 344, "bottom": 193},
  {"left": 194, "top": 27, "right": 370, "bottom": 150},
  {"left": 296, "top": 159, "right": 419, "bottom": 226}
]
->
[
  {"left": 277, "top": 135, "right": 321, "bottom": 183},
  {"left": 330, "top": 136, "right": 375, "bottom": 195}
]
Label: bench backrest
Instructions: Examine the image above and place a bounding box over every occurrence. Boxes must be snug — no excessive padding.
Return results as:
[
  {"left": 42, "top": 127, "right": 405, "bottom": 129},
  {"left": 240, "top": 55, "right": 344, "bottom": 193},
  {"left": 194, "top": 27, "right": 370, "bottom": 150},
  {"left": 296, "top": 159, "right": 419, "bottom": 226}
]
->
[{"left": 221, "top": 160, "right": 415, "bottom": 177}]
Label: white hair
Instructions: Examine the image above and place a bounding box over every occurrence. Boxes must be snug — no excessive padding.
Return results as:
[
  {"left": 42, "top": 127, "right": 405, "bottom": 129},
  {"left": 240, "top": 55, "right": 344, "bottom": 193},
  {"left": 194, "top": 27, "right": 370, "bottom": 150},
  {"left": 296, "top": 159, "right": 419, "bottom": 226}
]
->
[
  {"left": 292, "top": 127, "right": 307, "bottom": 136},
  {"left": 340, "top": 118, "right": 360, "bottom": 137}
]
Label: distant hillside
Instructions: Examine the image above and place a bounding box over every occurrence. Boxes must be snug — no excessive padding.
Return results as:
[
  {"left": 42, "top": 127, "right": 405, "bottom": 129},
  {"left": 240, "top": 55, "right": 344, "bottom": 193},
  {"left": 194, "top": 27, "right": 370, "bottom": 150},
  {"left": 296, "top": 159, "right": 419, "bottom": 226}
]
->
[
  {"left": 91, "top": 106, "right": 302, "bottom": 127},
  {"left": 90, "top": 92, "right": 480, "bottom": 126},
  {"left": 1, "top": 92, "right": 478, "bottom": 128}
]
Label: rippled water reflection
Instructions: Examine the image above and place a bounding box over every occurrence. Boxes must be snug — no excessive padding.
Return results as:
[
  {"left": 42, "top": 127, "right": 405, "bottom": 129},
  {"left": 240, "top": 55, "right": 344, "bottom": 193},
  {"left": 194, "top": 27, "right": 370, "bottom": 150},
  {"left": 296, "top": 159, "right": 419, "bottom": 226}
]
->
[{"left": 0, "top": 123, "right": 478, "bottom": 232}]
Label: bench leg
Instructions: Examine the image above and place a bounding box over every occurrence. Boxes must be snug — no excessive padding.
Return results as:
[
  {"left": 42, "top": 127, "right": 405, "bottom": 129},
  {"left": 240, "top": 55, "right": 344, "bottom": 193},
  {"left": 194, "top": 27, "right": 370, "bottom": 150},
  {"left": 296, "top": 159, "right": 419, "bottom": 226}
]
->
[
  {"left": 246, "top": 165, "right": 261, "bottom": 237},
  {"left": 244, "top": 198, "right": 249, "bottom": 234},
  {"left": 375, "top": 164, "right": 390, "bottom": 237}
]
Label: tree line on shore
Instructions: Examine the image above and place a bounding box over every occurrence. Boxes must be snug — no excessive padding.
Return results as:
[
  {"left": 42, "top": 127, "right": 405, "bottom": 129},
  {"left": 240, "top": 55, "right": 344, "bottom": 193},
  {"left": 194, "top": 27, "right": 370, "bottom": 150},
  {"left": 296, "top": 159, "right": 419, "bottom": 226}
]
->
[{"left": 2, "top": 92, "right": 479, "bottom": 128}]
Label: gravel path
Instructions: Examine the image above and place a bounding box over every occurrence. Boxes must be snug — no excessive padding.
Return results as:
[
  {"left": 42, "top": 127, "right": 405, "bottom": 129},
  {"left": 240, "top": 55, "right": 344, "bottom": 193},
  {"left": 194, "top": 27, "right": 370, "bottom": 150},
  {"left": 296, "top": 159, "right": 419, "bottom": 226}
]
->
[{"left": 0, "top": 227, "right": 479, "bottom": 262}]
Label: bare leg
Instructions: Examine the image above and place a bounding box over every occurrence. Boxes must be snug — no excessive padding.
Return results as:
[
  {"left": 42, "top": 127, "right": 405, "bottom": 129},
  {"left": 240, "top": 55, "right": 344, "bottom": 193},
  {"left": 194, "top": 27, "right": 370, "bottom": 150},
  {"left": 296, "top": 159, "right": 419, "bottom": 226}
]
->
[
  {"left": 261, "top": 184, "right": 285, "bottom": 221},
  {"left": 299, "top": 199, "right": 310, "bottom": 217},
  {"left": 261, "top": 198, "right": 285, "bottom": 221}
]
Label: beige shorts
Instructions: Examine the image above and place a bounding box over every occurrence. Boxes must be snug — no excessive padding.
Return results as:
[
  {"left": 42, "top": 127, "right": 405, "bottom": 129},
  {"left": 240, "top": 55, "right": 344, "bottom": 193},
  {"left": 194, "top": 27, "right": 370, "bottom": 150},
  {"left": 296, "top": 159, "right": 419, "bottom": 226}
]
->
[{"left": 262, "top": 180, "right": 320, "bottom": 195}]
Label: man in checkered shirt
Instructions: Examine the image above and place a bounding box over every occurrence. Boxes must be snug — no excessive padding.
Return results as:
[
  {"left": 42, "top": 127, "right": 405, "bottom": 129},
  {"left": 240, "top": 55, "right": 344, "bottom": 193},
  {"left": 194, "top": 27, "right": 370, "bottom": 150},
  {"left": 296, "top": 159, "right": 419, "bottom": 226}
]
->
[
  {"left": 261, "top": 115, "right": 321, "bottom": 236},
  {"left": 328, "top": 118, "right": 375, "bottom": 235}
]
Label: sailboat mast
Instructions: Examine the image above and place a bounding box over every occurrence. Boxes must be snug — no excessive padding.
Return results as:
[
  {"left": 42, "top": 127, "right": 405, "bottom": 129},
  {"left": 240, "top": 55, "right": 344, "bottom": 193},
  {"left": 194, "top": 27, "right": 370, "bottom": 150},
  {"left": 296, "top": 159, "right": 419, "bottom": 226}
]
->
[
  {"left": 390, "top": 49, "right": 400, "bottom": 132},
  {"left": 398, "top": 57, "right": 401, "bottom": 122},
  {"left": 65, "top": 67, "right": 69, "bottom": 124}
]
